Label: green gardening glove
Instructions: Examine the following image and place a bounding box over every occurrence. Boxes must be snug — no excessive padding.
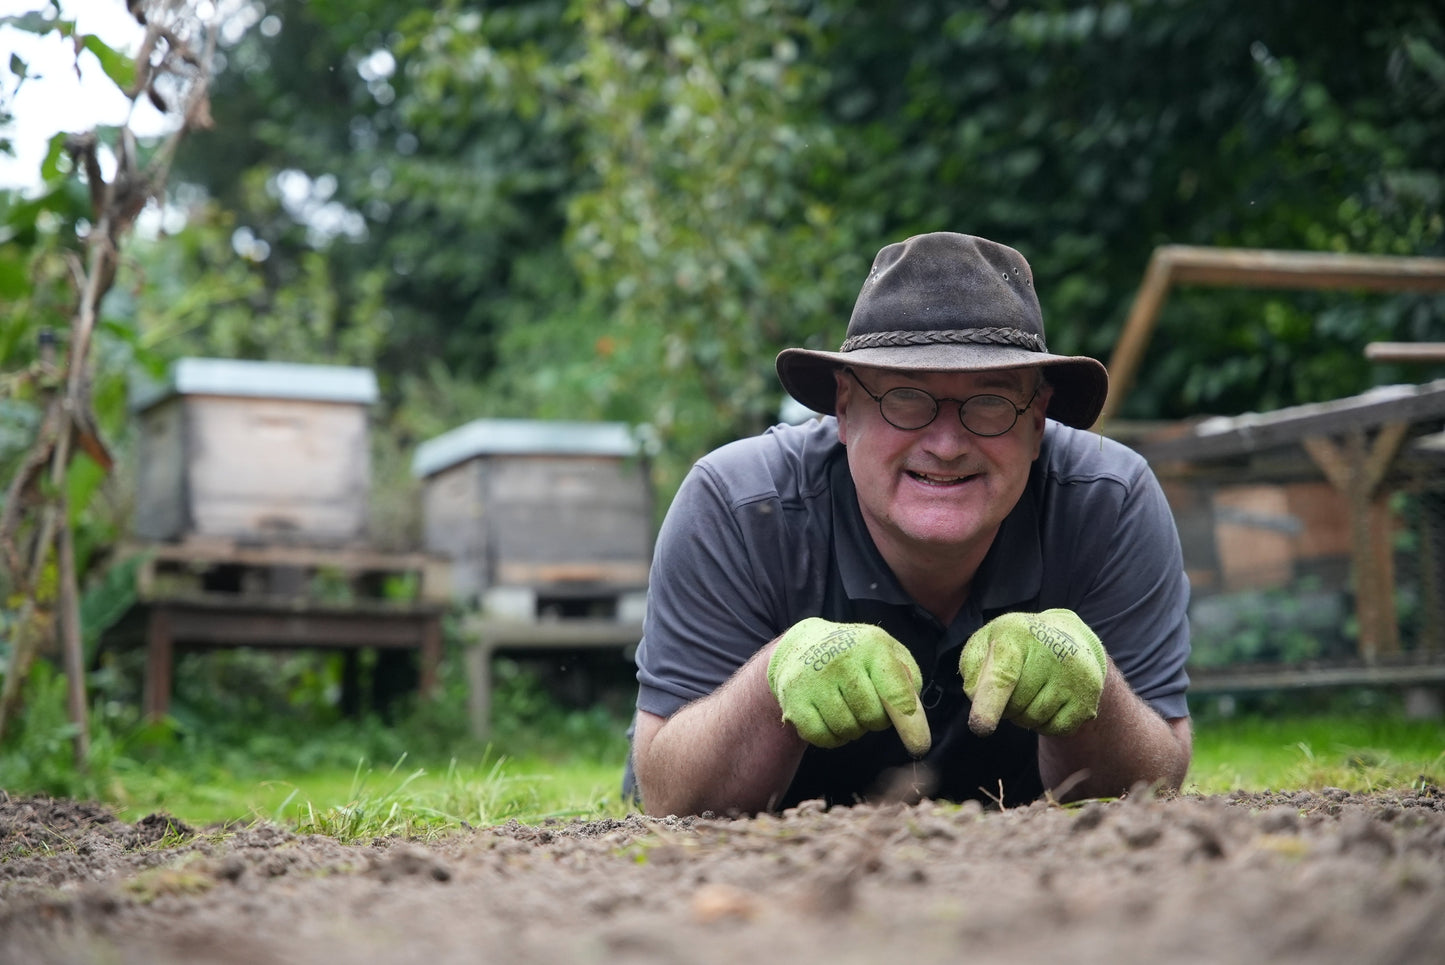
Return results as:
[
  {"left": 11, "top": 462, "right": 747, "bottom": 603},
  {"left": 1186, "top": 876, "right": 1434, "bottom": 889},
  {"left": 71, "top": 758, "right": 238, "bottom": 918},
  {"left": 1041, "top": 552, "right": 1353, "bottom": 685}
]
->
[
  {"left": 767, "top": 618, "right": 932, "bottom": 757},
  {"left": 959, "top": 609, "right": 1108, "bottom": 738}
]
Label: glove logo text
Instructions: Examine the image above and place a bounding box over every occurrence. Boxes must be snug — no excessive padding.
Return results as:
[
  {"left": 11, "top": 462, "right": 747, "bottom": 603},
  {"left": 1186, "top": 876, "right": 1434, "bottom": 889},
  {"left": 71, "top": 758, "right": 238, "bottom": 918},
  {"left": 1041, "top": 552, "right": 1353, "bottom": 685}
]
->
[
  {"left": 803, "top": 628, "right": 859, "bottom": 672},
  {"left": 1027, "top": 618, "right": 1078, "bottom": 662}
]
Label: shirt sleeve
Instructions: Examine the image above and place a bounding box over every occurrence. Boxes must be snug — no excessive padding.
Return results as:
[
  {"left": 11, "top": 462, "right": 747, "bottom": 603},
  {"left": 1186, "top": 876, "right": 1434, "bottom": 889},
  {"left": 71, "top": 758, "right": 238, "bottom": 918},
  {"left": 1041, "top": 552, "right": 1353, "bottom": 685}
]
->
[
  {"left": 632, "top": 459, "right": 788, "bottom": 719},
  {"left": 1072, "top": 454, "right": 1193, "bottom": 720}
]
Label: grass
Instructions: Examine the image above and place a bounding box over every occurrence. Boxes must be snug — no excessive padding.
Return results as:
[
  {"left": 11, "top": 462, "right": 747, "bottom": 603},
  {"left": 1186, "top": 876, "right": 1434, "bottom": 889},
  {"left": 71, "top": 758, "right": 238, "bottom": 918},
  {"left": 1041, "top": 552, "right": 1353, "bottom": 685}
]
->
[
  {"left": 65, "top": 710, "right": 1445, "bottom": 838},
  {"left": 3, "top": 654, "right": 1442, "bottom": 839},
  {"left": 0, "top": 653, "right": 640, "bottom": 839},
  {"left": 1185, "top": 713, "right": 1444, "bottom": 796},
  {"left": 94, "top": 749, "right": 634, "bottom": 834}
]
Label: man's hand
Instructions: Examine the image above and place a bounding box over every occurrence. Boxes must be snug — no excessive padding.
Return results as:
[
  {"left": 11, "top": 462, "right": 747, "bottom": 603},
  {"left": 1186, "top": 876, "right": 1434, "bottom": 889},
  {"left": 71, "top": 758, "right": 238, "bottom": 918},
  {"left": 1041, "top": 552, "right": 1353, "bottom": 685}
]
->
[
  {"left": 767, "top": 618, "right": 931, "bottom": 757},
  {"left": 960, "top": 609, "right": 1108, "bottom": 737}
]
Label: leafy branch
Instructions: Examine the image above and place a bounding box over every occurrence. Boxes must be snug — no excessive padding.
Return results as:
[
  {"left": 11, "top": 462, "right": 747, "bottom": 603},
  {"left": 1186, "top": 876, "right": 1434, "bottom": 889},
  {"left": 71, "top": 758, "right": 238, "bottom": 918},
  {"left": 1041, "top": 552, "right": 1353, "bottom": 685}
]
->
[{"left": 0, "top": 0, "right": 218, "bottom": 755}]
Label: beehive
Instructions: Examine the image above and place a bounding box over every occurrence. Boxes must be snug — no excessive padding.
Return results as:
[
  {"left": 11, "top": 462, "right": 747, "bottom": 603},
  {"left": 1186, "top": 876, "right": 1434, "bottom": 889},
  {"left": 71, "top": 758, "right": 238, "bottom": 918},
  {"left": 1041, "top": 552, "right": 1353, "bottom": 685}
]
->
[
  {"left": 131, "top": 358, "right": 379, "bottom": 546},
  {"left": 412, "top": 419, "right": 653, "bottom": 608}
]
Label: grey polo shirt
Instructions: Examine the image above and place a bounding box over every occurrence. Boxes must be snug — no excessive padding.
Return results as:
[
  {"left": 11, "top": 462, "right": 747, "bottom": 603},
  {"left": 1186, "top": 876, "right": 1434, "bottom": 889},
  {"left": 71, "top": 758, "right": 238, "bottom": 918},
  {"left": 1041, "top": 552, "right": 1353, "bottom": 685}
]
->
[{"left": 630, "top": 416, "right": 1191, "bottom": 808}]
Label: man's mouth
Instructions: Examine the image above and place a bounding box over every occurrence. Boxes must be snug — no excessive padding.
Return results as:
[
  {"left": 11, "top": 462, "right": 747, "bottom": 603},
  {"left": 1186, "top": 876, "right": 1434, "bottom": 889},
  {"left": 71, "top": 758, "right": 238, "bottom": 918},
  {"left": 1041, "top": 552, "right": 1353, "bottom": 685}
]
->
[{"left": 906, "top": 470, "right": 976, "bottom": 487}]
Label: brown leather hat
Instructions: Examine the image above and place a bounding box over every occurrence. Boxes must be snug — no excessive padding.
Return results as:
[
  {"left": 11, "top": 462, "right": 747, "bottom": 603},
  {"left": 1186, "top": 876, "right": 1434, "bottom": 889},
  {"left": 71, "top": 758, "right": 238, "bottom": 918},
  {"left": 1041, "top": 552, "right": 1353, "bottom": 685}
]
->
[{"left": 776, "top": 232, "right": 1108, "bottom": 429}]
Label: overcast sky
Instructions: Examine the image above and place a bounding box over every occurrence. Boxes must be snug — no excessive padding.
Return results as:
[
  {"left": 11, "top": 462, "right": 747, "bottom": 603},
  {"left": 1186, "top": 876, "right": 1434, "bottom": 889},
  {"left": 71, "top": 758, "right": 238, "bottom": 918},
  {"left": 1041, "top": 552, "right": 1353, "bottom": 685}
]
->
[{"left": 0, "top": 0, "right": 166, "bottom": 191}]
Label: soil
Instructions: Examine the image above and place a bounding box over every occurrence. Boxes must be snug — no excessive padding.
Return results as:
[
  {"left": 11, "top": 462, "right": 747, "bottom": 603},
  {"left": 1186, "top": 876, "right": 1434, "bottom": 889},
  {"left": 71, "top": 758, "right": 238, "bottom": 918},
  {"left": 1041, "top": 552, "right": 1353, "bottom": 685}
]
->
[{"left": 2, "top": 785, "right": 1443, "bottom": 965}]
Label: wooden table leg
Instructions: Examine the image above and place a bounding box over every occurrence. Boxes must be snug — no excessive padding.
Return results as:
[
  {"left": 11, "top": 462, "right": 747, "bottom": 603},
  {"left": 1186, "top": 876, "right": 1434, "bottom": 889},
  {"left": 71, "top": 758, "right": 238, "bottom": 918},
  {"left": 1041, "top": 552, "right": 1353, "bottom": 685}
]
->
[
  {"left": 419, "top": 614, "right": 442, "bottom": 697},
  {"left": 465, "top": 644, "right": 495, "bottom": 741},
  {"left": 144, "top": 606, "right": 173, "bottom": 721}
]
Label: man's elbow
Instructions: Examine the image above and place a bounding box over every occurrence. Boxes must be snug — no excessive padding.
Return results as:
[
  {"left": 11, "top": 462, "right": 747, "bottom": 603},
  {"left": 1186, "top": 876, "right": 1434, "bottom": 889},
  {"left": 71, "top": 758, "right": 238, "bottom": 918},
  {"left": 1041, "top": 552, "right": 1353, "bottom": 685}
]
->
[{"left": 1159, "top": 714, "right": 1193, "bottom": 789}]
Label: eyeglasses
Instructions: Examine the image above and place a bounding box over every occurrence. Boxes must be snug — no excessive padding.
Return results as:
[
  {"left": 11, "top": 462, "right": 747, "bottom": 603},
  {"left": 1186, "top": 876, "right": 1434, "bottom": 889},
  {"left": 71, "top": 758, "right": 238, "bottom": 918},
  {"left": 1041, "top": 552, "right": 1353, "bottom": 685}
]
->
[{"left": 845, "top": 368, "right": 1041, "bottom": 436}]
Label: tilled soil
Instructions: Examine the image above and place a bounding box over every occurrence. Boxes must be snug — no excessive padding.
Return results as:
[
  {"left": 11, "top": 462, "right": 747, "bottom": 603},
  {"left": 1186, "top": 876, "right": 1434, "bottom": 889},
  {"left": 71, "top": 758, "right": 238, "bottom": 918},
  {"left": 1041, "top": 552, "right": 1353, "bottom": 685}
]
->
[{"left": 1, "top": 785, "right": 1443, "bottom": 964}]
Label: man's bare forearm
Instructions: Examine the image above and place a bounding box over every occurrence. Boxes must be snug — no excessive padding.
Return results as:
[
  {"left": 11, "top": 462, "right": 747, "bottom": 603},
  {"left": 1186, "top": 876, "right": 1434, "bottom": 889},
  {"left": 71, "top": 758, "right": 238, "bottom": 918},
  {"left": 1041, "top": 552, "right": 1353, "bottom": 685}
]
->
[
  {"left": 1037, "top": 662, "right": 1192, "bottom": 802},
  {"left": 632, "top": 643, "right": 807, "bottom": 817}
]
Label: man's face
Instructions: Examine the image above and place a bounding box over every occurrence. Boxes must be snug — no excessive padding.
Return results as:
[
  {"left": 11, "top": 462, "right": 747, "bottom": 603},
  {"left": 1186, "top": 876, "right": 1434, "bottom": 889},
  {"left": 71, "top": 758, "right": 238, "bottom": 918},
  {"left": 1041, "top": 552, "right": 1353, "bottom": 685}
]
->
[{"left": 834, "top": 364, "right": 1051, "bottom": 564}]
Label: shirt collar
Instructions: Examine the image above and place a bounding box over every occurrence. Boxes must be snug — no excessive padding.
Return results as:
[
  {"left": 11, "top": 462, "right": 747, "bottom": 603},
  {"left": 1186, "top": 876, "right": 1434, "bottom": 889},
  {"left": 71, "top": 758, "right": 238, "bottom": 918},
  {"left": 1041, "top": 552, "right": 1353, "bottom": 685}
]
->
[
  {"left": 830, "top": 451, "right": 1043, "bottom": 613},
  {"left": 829, "top": 455, "right": 910, "bottom": 605}
]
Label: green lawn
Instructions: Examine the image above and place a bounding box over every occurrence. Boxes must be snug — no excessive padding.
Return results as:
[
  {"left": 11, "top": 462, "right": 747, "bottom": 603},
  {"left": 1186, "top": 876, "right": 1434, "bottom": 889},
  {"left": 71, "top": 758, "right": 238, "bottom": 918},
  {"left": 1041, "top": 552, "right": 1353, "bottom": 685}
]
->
[
  {"left": 69, "top": 712, "right": 1443, "bottom": 835},
  {"left": 1185, "top": 714, "right": 1443, "bottom": 796},
  {"left": 102, "top": 752, "right": 634, "bottom": 832},
  {"left": 4, "top": 652, "right": 1440, "bottom": 836}
]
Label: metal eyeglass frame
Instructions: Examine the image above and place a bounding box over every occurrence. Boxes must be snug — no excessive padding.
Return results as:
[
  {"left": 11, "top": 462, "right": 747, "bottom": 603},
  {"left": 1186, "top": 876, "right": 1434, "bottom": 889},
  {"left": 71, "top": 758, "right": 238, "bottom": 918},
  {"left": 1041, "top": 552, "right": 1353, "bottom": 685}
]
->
[{"left": 844, "top": 367, "right": 1041, "bottom": 437}]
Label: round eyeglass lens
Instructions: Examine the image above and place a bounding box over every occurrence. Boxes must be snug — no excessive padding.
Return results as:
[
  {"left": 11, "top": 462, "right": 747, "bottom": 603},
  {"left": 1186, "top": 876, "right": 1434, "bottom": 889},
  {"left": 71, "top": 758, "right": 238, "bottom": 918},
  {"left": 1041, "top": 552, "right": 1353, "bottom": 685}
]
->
[
  {"left": 880, "top": 388, "right": 937, "bottom": 429},
  {"left": 961, "top": 395, "right": 1017, "bottom": 435}
]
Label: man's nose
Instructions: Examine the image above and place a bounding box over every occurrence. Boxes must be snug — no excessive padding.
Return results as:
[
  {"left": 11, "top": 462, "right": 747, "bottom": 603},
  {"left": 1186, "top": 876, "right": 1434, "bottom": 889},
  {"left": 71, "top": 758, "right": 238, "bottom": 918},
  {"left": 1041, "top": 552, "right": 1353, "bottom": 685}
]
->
[{"left": 917, "top": 402, "right": 973, "bottom": 457}]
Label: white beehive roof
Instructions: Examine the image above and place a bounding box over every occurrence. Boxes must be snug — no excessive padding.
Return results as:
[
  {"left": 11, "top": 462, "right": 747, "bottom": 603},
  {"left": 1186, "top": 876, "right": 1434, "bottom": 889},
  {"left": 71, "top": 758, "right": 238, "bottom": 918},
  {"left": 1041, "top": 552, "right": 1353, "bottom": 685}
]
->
[
  {"left": 412, "top": 418, "right": 642, "bottom": 479},
  {"left": 132, "top": 358, "right": 380, "bottom": 411}
]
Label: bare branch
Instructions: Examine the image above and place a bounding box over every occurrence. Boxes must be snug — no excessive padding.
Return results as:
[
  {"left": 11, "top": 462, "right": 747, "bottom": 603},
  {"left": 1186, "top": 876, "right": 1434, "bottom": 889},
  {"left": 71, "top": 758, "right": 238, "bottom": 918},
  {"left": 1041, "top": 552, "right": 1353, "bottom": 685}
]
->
[{"left": 0, "top": 0, "right": 223, "bottom": 752}]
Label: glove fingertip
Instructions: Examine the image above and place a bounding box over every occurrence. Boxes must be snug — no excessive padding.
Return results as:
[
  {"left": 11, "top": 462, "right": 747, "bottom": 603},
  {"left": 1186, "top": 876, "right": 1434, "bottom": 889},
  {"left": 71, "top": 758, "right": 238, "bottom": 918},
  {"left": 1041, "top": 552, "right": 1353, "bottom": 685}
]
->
[
  {"left": 883, "top": 692, "right": 932, "bottom": 758},
  {"left": 967, "top": 707, "right": 1000, "bottom": 737}
]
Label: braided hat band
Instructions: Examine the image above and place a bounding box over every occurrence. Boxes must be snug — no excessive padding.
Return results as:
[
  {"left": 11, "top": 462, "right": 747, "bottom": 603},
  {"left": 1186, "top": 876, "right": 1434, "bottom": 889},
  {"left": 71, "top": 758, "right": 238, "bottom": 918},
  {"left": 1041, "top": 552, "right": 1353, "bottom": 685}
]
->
[{"left": 839, "top": 327, "right": 1047, "bottom": 354}]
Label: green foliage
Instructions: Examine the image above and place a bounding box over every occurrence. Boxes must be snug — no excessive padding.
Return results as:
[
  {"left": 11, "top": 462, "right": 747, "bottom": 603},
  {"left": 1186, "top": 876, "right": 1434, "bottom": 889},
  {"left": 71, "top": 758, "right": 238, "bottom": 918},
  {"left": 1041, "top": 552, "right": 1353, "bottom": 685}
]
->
[
  {"left": 148, "top": 0, "right": 1444, "bottom": 503},
  {"left": 79, "top": 32, "right": 136, "bottom": 90},
  {"left": 0, "top": 8, "right": 159, "bottom": 695},
  {"left": 165, "top": 0, "right": 584, "bottom": 377},
  {"left": 548, "top": 0, "right": 866, "bottom": 484},
  {"left": 0, "top": 660, "right": 142, "bottom": 801},
  {"left": 810, "top": 0, "right": 1444, "bottom": 418},
  {"left": 1188, "top": 578, "right": 1353, "bottom": 668}
]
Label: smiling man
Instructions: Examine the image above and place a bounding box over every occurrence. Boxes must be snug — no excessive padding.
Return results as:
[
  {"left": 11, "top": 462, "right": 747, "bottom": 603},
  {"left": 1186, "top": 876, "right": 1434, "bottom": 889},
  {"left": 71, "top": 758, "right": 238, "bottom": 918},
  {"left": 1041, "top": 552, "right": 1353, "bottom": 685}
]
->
[{"left": 626, "top": 232, "right": 1193, "bottom": 817}]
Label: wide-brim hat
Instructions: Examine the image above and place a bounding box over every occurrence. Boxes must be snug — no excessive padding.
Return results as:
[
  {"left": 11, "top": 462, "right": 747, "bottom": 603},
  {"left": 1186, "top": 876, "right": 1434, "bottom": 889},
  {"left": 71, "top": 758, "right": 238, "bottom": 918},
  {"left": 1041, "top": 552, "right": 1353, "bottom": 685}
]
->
[{"left": 776, "top": 232, "right": 1108, "bottom": 429}]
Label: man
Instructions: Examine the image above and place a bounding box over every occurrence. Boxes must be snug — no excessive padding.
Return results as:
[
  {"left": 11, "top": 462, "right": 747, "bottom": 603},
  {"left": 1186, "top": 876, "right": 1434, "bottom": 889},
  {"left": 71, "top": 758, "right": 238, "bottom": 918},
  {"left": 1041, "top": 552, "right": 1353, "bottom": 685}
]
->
[{"left": 626, "top": 231, "right": 1192, "bottom": 817}]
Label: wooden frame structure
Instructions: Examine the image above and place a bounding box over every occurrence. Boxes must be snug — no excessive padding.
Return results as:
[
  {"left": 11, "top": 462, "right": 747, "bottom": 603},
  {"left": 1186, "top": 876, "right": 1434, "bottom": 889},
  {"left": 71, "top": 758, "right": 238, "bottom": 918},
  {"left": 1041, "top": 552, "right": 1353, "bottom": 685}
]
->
[
  {"left": 127, "top": 539, "right": 450, "bottom": 720},
  {"left": 1104, "top": 245, "right": 1445, "bottom": 681},
  {"left": 462, "top": 616, "right": 643, "bottom": 739},
  {"left": 1137, "top": 381, "right": 1445, "bottom": 663},
  {"left": 1099, "top": 246, "right": 1445, "bottom": 427},
  {"left": 144, "top": 598, "right": 444, "bottom": 720}
]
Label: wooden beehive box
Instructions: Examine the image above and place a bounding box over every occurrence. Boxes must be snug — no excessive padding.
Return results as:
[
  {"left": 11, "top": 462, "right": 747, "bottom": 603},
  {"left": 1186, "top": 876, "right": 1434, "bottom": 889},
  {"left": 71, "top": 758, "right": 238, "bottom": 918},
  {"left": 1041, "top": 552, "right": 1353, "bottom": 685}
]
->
[
  {"left": 131, "top": 358, "right": 379, "bottom": 546},
  {"left": 412, "top": 419, "right": 653, "bottom": 607}
]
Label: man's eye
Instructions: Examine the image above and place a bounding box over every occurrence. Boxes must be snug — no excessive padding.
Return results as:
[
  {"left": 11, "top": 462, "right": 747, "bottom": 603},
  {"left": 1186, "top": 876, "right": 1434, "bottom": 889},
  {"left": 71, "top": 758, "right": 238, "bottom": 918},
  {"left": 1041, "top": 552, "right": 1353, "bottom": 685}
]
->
[{"left": 887, "top": 388, "right": 931, "bottom": 405}]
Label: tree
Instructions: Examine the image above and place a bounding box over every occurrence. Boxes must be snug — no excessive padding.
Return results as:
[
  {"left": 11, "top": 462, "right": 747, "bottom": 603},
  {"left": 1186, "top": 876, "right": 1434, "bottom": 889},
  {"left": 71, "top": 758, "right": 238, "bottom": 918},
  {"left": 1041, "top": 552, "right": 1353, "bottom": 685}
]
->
[
  {"left": 800, "top": 0, "right": 1445, "bottom": 417},
  {"left": 149, "top": 0, "right": 1445, "bottom": 499}
]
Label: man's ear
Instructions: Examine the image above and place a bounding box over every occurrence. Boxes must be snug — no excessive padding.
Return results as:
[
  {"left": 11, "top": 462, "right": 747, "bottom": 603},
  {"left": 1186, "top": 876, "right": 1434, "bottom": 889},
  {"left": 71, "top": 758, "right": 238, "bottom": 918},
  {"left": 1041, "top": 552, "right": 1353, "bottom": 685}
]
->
[
  {"left": 833, "top": 368, "right": 851, "bottom": 444},
  {"left": 1031, "top": 382, "right": 1054, "bottom": 427},
  {"left": 1028, "top": 382, "right": 1053, "bottom": 457}
]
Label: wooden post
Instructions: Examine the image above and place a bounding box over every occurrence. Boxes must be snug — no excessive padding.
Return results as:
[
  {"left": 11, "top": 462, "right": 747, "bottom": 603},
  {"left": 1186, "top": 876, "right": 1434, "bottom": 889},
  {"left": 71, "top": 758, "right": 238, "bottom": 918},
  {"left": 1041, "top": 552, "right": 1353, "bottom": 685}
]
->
[
  {"left": 1301, "top": 423, "right": 1410, "bottom": 661},
  {"left": 420, "top": 614, "right": 442, "bottom": 696},
  {"left": 144, "top": 606, "right": 174, "bottom": 721},
  {"left": 1102, "top": 248, "right": 1178, "bottom": 427},
  {"left": 1418, "top": 489, "right": 1445, "bottom": 654},
  {"left": 465, "top": 641, "right": 495, "bottom": 742}
]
